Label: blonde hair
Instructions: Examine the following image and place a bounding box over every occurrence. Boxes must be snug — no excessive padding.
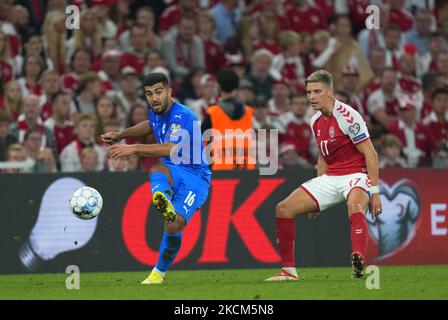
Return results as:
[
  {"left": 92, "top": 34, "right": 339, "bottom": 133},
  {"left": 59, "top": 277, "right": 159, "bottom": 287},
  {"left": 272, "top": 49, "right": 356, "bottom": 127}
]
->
[
  {"left": 73, "top": 9, "right": 102, "bottom": 57},
  {"left": 305, "top": 70, "right": 333, "bottom": 88},
  {"left": 3, "top": 80, "right": 24, "bottom": 116},
  {"left": 42, "top": 10, "right": 67, "bottom": 70},
  {"left": 75, "top": 113, "right": 97, "bottom": 128},
  {"left": 313, "top": 30, "right": 331, "bottom": 44},
  {"left": 0, "top": 29, "right": 12, "bottom": 60},
  {"left": 381, "top": 134, "right": 402, "bottom": 149},
  {"left": 279, "top": 31, "right": 301, "bottom": 52}
]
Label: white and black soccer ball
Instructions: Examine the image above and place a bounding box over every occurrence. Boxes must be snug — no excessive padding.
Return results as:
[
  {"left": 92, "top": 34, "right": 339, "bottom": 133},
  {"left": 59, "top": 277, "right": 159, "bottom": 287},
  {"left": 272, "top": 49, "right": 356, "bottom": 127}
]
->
[{"left": 69, "top": 186, "right": 103, "bottom": 220}]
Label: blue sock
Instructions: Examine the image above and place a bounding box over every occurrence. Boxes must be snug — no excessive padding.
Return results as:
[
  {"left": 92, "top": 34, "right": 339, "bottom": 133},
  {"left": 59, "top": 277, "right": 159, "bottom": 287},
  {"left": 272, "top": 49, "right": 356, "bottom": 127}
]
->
[
  {"left": 155, "top": 231, "right": 182, "bottom": 273},
  {"left": 151, "top": 172, "right": 173, "bottom": 200}
]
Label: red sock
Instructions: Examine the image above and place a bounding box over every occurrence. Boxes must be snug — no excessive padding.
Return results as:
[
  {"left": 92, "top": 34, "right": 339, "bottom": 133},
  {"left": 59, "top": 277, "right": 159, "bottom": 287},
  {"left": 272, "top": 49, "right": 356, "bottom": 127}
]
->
[
  {"left": 276, "top": 217, "right": 295, "bottom": 267},
  {"left": 350, "top": 212, "right": 368, "bottom": 257}
]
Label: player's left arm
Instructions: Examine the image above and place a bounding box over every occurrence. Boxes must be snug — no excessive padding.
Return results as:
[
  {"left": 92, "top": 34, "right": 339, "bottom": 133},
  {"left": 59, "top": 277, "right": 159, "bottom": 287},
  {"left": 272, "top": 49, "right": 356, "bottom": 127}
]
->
[
  {"left": 108, "top": 142, "right": 177, "bottom": 159},
  {"left": 355, "top": 139, "right": 382, "bottom": 218}
]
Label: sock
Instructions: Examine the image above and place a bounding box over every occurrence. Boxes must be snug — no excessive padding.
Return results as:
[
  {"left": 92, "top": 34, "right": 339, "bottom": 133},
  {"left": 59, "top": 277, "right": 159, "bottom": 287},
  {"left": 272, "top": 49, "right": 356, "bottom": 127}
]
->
[
  {"left": 155, "top": 231, "right": 182, "bottom": 273},
  {"left": 350, "top": 212, "right": 368, "bottom": 257},
  {"left": 151, "top": 172, "right": 173, "bottom": 200},
  {"left": 276, "top": 217, "right": 296, "bottom": 268}
]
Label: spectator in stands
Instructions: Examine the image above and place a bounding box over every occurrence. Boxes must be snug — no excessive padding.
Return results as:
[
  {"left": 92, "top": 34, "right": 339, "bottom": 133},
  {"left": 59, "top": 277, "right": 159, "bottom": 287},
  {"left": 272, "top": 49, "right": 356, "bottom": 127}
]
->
[
  {"left": 388, "top": 0, "right": 414, "bottom": 32},
  {"left": 388, "top": 96, "right": 436, "bottom": 168},
  {"left": 397, "top": 44, "right": 422, "bottom": 95},
  {"left": 271, "top": 31, "right": 305, "bottom": 93},
  {"left": 15, "top": 33, "right": 53, "bottom": 77},
  {"left": 245, "top": 48, "right": 274, "bottom": 102},
  {"left": 252, "top": 98, "right": 275, "bottom": 130},
  {"left": 71, "top": 72, "right": 104, "bottom": 116},
  {"left": 280, "top": 92, "right": 315, "bottom": 165},
  {"left": 39, "top": 70, "right": 61, "bottom": 121},
  {"left": 363, "top": 46, "right": 386, "bottom": 103},
  {"left": 189, "top": 73, "right": 218, "bottom": 122},
  {"left": 197, "top": 10, "right": 226, "bottom": 75},
  {"left": 143, "top": 49, "right": 166, "bottom": 75},
  {"left": 379, "top": 134, "right": 408, "bottom": 168},
  {"left": 339, "top": 61, "right": 367, "bottom": 117},
  {"left": 3, "top": 143, "right": 27, "bottom": 173},
  {"left": 98, "top": 49, "right": 122, "bottom": 92},
  {"left": 108, "top": 66, "right": 144, "bottom": 126},
  {"left": 435, "top": 51, "right": 448, "bottom": 75},
  {"left": 0, "top": 109, "right": 17, "bottom": 161},
  {"left": 44, "top": 91, "right": 75, "bottom": 155},
  {"left": 1, "top": 80, "right": 24, "bottom": 121},
  {"left": 119, "top": 6, "right": 161, "bottom": 52},
  {"left": 432, "top": 141, "right": 448, "bottom": 168},
  {"left": 279, "top": 142, "right": 312, "bottom": 169},
  {"left": 268, "top": 78, "right": 291, "bottom": 119},
  {"left": 22, "top": 127, "right": 57, "bottom": 173},
  {"left": 285, "top": 0, "right": 327, "bottom": 34},
  {"left": 211, "top": 0, "right": 243, "bottom": 44},
  {"left": 310, "top": 29, "right": 336, "bottom": 69},
  {"left": 253, "top": 10, "right": 280, "bottom": 56},
  {"left": 10, "top": 95, "right": 56, "bottom": 151},
  {"left": 423, "top": 87, "right": 448, "bottom": 144},
  {"left": 176, "top": 67, "right": 205, "bottom": 105},
  {"left": 109, "top": 0, "right": 131, "bottom": 36},
  {"left": 79, "top": 147, "right": 99, "bottom": 172},
  {"left": 17, "top": 53, "right": 44, "bottom": 96},
  {"left": 66, "top": 9, "right": 103, "bottom": 64},
  {"left": 416, "top": 32, "right": 447, "bottom": 78},
  {"left": 41, "top": 10, "right": 66, "bottom": 73},
  {"left": 127, "top": 153, "right": 141, "bottom": 171},
  {"left": 61, "top": 48, "right": 92, "bottom": 94},
  {"left": 235, "top": 79, "right": 256, "bottom": 106},
  {"left": 11, "top": 5, "right": 33, "bottom": 40},
  {"left": 95, "top": 96, "right": 119, "bottom": 140},
  {"left": 120, "top": 23, "right": 149, "bottom": 76},
  {"left": 367, "top": 67, "right": 402, "bottom": 131},
  {"left": 383, "top": 24, "right": 404, "bottom": 70},
  {"left": 323, "top": 15, "right": 374, "bottom": 92},
  {"left": 162, "top": 15, "right": 205, "bottom": 82},
  {"left": 107, "top": 153, "right": 129, "bottom": 172},
  {"left": 404, "top": 9, "right": 433, "bottom": 55},
  {"left": 60, "top": 114, "right": 106, "bottom": 172},
  {"left": 159, "top": 0, "right": 199, "bottom": 37},
  {"left": 0, "top": 29, "right": 14, "bottom": 85},
  {"left": 91, "top": 0, "right": 117, "bottom": 40},
  {"left": 420, "top": 72, "right": 448, "bottom": 119}
]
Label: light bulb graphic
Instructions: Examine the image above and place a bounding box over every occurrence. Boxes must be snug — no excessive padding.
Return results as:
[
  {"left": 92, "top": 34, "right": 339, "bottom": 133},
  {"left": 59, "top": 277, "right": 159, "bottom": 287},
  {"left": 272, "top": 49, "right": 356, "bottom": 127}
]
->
[{"left": 19, "top": 177, "right": 99, "bottom": 271}]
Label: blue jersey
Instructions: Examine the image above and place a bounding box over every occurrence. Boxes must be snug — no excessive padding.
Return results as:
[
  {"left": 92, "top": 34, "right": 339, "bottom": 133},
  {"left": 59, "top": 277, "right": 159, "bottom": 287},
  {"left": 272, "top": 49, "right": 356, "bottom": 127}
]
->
[{"left": 148, "top": 100, "right": 211, "bottom": 179}]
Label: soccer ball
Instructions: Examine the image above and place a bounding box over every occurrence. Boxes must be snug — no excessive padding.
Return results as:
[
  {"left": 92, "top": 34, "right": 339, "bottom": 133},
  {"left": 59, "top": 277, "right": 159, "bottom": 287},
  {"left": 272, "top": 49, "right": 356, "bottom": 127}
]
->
[{"left": 69, "top": 186, "right": 103, "bottom": 220}]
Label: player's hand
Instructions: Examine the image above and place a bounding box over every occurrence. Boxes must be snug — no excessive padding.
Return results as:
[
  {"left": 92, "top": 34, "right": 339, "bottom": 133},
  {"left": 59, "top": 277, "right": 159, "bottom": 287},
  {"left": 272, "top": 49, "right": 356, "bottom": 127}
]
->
[
  {"left": 101, "top": 131, "right": 122, "bottom": 145},
  {"left": 369, "top": 193, "right": 382, "bottom": 219},
  {"left": 107, "top": 144, "right": 136, "bottom": 159},
  {"left": 308, "top": 212, "right": 319, "bottom": 220}
]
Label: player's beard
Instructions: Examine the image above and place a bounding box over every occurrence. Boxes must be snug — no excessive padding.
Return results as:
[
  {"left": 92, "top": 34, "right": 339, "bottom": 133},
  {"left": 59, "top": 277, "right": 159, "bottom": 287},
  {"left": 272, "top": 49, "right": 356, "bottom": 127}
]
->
[{"left": 151, "top": 97, "right": 169, "bottom": 115}]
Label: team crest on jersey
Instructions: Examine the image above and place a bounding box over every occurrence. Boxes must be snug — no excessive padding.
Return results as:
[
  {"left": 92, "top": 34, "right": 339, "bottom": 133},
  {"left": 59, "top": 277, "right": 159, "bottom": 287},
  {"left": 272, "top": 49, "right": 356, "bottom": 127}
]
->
[
  {"left": 349, "top": 123, "right": 360, "bottom": 135},
  {"left": 329, "top": 127, "right": 335, "bottom": 139}
]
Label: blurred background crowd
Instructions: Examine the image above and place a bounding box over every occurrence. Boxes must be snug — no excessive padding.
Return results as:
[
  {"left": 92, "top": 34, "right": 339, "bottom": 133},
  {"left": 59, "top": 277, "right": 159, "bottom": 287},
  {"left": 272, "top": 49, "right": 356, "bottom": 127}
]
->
[{"left": 1, "top": 0, "right": 448, "bottom": 173}]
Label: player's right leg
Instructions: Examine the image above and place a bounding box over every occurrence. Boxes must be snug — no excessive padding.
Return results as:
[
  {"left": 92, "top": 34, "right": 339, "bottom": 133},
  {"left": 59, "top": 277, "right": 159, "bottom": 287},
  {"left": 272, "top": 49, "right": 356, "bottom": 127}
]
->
[{"left": 265, "top": 187, "right": 319, "bottom": 282}]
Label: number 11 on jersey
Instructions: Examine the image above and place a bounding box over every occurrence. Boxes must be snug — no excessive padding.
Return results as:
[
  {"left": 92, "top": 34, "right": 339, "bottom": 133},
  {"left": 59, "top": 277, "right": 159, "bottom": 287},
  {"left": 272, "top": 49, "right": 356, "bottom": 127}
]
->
[{"left": 320, "top": 140, "right": 330, "bottom": 157}]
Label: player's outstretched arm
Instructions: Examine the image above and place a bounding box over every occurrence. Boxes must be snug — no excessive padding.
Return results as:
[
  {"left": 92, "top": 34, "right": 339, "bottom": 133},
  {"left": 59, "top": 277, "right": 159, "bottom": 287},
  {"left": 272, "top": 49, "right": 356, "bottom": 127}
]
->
[
  {"left": 108, "top": 142, "right": 177, "bottom": 159},
  {"left": 101, "top": 121, "right": 152, "bottom": 144},
  {"left": 355, "top": 139, "right": 382, "bottom": 218}
]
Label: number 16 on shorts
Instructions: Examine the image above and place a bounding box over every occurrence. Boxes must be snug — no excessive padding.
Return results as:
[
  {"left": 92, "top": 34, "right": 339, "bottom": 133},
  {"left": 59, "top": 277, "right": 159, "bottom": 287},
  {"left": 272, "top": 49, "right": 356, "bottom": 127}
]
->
[{"left": 183, "top": 191, "right": 196, "bottom": 215}]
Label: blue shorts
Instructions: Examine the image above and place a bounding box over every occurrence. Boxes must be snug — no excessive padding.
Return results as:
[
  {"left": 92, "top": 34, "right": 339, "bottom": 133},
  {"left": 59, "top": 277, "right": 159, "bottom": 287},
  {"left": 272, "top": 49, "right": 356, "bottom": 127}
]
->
[{"left": 164, "top": 164, "right": 211, "bottom": 224}]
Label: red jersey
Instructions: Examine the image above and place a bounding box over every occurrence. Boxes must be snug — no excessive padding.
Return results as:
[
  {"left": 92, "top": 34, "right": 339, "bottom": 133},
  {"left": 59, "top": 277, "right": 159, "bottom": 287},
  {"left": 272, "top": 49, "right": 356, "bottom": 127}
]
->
[
  {"left": 398, "top": 74, "right": 421, "bottom": 94},
  {"left": 310, "top": 100, "right": 370, "bottom": 176},
  {"left": 203, "top": 38, "right": 226, "bottom": 74},
  {"left": 285, "top": 5, "right": 328, "bottom": 34},
  {"left": 159, "top": 5, "right": 199, "bottom": 34},
  {"left": 44, "top": 118, "right": 75, "bottom": 154},
  {"left": 283, "top": 117, "right": 314, "bottom": 163},
  {"left": 389, "top": 8, "right": 414, "bottom": 32},
  {"left": 0, "top": 60, "right": 13, "bottom": 83},
  {"left": 61, "top": 73, "right": 80, "bottom": 92},
  {"left": 121, "top": 52, "right": 145, "bottom": 76}
]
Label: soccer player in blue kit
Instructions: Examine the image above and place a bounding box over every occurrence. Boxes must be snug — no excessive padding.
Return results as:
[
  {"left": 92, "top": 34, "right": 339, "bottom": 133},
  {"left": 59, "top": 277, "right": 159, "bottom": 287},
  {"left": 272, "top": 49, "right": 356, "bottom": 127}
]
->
[{"left": 102, "top": 73, "right": 211, "bottom": 284}]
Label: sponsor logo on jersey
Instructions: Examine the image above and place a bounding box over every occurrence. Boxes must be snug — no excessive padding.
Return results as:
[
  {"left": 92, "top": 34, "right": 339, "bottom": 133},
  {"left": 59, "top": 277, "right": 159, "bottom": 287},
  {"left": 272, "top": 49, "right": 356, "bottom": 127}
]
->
[
  {"left": 349, "top": 123, "right": 361, "bottom": 135},
  {"left": 353, "top": 132, "right": 367, "bottom": 142}
]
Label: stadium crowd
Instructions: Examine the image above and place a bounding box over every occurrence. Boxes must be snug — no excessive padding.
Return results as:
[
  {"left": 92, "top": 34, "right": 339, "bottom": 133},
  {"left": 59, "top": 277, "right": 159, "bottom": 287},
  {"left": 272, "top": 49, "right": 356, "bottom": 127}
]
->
[{"left": 1, "top": 0, "right": 448, "bottom": 173}]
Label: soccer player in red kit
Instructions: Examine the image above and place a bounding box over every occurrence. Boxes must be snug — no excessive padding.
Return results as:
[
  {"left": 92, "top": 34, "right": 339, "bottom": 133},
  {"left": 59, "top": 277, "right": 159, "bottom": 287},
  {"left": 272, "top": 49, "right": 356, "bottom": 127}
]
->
[{"left": 265, "top": 70, "right": 382, "bottom": 281}]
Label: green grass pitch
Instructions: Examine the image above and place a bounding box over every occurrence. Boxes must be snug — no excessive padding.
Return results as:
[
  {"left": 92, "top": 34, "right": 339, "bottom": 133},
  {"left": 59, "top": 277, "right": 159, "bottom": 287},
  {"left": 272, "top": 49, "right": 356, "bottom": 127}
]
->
[{"left": 0, "top": 265, "right": 447, "bottom": 300}]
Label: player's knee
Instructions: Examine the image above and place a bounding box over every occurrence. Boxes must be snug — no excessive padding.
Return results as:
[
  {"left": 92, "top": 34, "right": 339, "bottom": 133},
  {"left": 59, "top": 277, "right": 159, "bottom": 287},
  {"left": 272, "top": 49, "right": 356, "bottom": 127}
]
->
[
  {"left": 347, "top": 202, "right": 365, "bottom": 214},
  {"left": 276, "top": 202, "right": 292, "bottom": 218}
]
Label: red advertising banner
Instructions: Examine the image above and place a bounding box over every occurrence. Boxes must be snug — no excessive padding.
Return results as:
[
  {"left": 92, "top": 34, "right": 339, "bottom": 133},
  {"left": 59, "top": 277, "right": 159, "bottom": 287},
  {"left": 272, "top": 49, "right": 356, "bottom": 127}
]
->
[{"left": 366, "top": 169, "right": 448, "bottom": 265}]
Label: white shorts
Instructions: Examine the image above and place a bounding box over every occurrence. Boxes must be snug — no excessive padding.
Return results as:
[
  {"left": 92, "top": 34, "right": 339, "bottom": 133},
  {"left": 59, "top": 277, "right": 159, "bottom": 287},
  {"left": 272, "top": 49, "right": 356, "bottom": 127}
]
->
[{"left": 300, "top": 173, "right": 371, "bottom": 212}]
